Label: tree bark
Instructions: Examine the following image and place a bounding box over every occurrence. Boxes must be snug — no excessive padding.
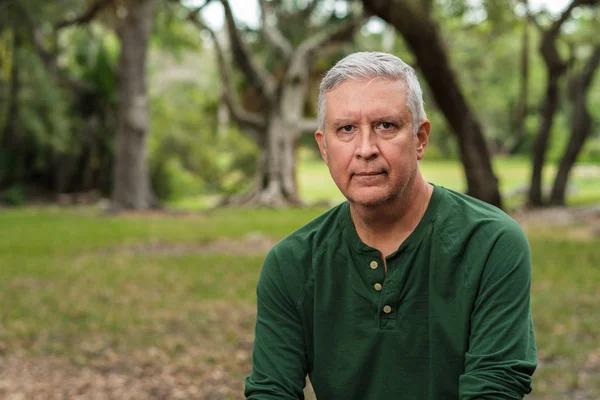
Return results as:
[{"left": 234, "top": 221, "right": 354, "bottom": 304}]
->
[
  {"left": 111, "top": 0, "right": 156, "bottom": 210},
  {"left": 549, "top": 45, "right": 600, "bottom": 206},
  {"left": 246, "top": 113, "right": 301, "bottom": 206},
  {"left": 362, "top": 0, "right": 503, "bottom": 209}
]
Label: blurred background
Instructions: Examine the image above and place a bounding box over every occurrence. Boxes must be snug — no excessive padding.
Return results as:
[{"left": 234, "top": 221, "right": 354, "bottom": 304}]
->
[{"left": 0, "top": 0, "right": 598, "bottom": 398}]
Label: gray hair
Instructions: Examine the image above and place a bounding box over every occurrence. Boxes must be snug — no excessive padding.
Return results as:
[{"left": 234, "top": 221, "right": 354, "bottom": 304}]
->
[{"left": 317, "top": 52, "right": 426, "bottom": 134}]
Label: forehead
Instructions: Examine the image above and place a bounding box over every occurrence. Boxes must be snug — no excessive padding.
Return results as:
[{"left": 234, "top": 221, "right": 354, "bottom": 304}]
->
[{"left": 324, "top": 78, "right": 408, "bottom": 122}]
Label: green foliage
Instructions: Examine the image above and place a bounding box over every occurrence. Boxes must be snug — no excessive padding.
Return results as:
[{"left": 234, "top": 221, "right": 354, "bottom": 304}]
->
[
  {"left": 2, "top": 0, "right": 598, "bottom": 208},
  {"left": 151, "top": 156, "right": 204, "bottom": 200},
  {"left": 65, "top": 25, "right": 120, "bottom": 106},
  {"left": 152, "top": 1, "right": 203, "bottom": 58},
  {"left": 148, "top": 78, "right": 258, "bottom": 202},
  {"left": 216, "top": 127, "right": 259, "bottom": 194},
  {"left": 18, "top": 48, "right": 78, "bottom": 158},
  {"left": 0, "top": 185, "right": 25, "bottom": 205}
]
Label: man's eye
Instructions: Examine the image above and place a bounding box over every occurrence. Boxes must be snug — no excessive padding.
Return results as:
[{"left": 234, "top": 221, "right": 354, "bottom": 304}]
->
[
  {"left": 341, "top": 125, "right": 354, "bottom": 133},
  {"left": 378, "top": 122, "right": 394, "bottom": 129}
]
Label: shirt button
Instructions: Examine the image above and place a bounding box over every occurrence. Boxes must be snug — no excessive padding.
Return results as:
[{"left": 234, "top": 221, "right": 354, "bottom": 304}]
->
[
  {"left": 374, "top": 283, "right": 383, "bottom": 291},
  {"left": 383, "top": 305, "right": 392, "bottom": 314},
  {"left": 370, "top": 261, "right": 378, "bottom": 270}
]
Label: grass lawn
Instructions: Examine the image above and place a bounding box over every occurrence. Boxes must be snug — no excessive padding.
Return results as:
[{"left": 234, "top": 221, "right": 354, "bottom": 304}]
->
[{"left": 1, "top": 158, "right": 600, "bottom": 398}]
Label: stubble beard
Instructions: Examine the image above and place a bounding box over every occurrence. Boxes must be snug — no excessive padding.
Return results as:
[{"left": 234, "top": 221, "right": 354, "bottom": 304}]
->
[{"left": 345, "top": 167, "right": 418, "bottom": 209}]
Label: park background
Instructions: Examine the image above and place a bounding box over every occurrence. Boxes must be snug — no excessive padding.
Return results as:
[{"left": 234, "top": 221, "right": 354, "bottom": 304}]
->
[{"left": 0, "top": 0, "right": 599, "bottom": 398}]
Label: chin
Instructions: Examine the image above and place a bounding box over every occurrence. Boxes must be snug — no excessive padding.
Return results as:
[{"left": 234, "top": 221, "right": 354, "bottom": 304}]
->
[{"left": 345, "top": 190, "right": 392, "bottom": 207}]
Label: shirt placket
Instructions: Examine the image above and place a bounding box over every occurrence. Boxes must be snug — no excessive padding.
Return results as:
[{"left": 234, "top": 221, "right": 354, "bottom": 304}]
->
[{"left": 366, "top": 257, "right": 397, "bottom": 330}]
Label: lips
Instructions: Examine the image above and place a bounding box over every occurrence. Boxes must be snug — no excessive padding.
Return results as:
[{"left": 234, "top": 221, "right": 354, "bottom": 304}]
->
[{"left": 354, "top": 171, "right": 384, "bottom": 176}]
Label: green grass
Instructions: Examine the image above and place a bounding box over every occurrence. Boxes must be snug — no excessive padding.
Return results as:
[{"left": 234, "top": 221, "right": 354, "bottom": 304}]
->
[
  {"left": 527, "top": 231, "right": 600, "bottom": 398},
  {"left": 1, "top": 158, "right": 600, "bottom": 398}
]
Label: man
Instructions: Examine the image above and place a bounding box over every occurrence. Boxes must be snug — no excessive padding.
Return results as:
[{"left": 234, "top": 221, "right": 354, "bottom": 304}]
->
[{"left": 244, "top": 52, "right": 537, "bottom": 399}]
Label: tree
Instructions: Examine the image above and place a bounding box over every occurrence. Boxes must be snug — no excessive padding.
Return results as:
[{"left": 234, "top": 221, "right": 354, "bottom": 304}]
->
[
  {"left": 527, "top": 0, "right": 598, "bottom": 207},
  {"left": 508, "top": 1, "right": 531, "bottom": 155},
  {"left": 0, "top": 0, "right": 124, "bottom": 205},
  {"left": 549, "top": 44, "right": 600, "bottom": 205},
  {"left": 111, "top": 0, "right": 157, "bottom": 210},
  {"left": 190, "top": 0, "right": 364, "bottom": 206},
  {"left": 361, "top": 0, "right": 503, "bottom": 208}
]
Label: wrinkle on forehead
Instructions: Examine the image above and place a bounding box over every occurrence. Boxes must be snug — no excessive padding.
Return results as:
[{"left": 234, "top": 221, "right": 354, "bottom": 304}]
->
[{"left": 364, "top": 76, "right": 405, "bottom": 88}]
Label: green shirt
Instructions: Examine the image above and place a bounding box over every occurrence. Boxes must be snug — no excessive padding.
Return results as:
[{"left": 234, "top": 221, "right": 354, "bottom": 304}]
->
[{"left": 245, "top": 185, "right": 537, "bottom": 399}]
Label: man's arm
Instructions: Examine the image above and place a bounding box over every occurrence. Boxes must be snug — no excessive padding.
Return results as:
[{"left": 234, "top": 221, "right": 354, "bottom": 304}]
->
[
  {"left": 459, "top": 222, "right": 538, "bottom": 399},
  {"left": 245, "top": 250, "right": 308, "bottom": 399}
]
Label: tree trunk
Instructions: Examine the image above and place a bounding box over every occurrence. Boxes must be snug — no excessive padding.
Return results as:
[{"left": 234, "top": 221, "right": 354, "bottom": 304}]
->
[
  {"left": 508, "top": 16, "right": 530, "bottom": 155},
  {"left": 111, "top": 0, "right": 156, "bottom": 211},
  {"left": 362, "top": 0, "right": 503, "bottom": 209},
  {"left": 549, "top": 46, "right": 600, "bottom": 206},
  {"left": 547, "top": 94, "right": 590, "bottom": 206},
  {"left": 225, "top": 111, "right": 302, "bottom": 207},
  {"left": 528, "top": 72, "right": 562, "bottom": 206}
]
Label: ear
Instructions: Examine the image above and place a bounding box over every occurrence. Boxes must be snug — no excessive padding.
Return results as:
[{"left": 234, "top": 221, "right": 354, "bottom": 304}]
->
[
  {"left": 415, "top": 119, "right": 430, "bottom": 161},
  {"left": 315, "top": 129, "right": 329, "bottom": 166}
]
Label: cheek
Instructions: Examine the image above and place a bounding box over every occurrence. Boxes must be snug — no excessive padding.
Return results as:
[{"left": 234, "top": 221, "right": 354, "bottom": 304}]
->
[{"left": 326, "top": 152, "right": 351, "bottom": 180}]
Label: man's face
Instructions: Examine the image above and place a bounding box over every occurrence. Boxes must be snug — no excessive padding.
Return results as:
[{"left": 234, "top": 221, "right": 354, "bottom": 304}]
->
[{"left": 315, "top": 78, "right": 430, "bottom": 207}]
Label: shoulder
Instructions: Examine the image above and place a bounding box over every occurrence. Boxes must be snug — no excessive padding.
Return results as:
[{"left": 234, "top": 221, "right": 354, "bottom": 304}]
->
[
  {"left": 259, "top": 202, "right": 348, "bottom": 302},
  {"left": 274, "top": 201, "right": 347, "bottom": 255},
  {"left": 435, "top": 186, "right": 527, "bottom": 245},
  {"left": 433, "top": 187, "right": 530, "bottom": 276}
]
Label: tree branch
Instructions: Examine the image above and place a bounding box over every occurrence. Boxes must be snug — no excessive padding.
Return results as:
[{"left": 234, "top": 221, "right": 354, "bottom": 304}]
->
[
  {"left": 167, "top": 0, "right": 214, "bottom": 11},
  {"left": 526, "top": 11, "right": 543, "bottom": 32},
  {"left": 56, "top": 0, "right": 115, "bottom": 30},
  {"left": 548, "top": 0, "right": 598, "bottom": 37},
  {"left": 24, "top": 15, "right": 94, "bottom": 92},
  {"left": 258, "top": 0, "right": 293, "bottom": 59},
  {"left": 31, "top": 28, "right": 55, "bottom": 67},
  {"left": 579, "top": 43, "right": 600, "bottom": 89},
  {"left": 221, "top": 0, "right": 276, "bottom": 100},
  {"left": 296, "top": 13, "right": 365, "bottom": 63},
  {"left": 301, "top": 0, "right": 319, "bottom": 20},
  {"left": 188, "top": 10, "right": 266, "bottom": 135}
]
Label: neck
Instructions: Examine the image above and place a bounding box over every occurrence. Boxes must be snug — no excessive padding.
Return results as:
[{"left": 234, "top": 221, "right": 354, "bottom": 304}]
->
[{"left": 350, "top": 175, "right": 432, "bottom": 258}]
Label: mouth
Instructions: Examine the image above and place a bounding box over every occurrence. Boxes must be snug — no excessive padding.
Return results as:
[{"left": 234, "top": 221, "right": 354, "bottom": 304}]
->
[{"left": 354, "top": 171, "right": 385, "bottom": 177}]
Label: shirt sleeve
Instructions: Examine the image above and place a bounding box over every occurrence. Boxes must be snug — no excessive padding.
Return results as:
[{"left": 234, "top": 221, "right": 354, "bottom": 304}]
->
[
  {"left": 244, "top": 249, "right": 308, "bottom": 399},
  {"left": 459, "top": 222, "right": 538, "bottom": 399}
]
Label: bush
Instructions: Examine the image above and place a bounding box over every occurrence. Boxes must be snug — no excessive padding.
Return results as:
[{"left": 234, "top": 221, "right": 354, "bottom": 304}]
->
[
  {"left": 151, "top": 157, "right": 204, "bottom": 202},
  {"left": 0, "top": 186, "right": 26, "bottom": 206}
]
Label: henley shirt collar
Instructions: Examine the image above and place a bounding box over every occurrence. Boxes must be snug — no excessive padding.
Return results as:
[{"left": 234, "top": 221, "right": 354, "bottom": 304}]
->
[{"left": 341, "top": 184, "right": 443, "bottom": 255}]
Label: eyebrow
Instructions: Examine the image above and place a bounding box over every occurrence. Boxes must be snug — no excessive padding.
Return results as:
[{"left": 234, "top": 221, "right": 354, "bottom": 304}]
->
[
  {"left": 328, "top": 114, "right": 409, "bottom": 129},
  {"left": 373, "top": 116, "right": 406, "bottom": 124},
  {"left": 330, "top": 119, "right": 355, "bottom": 127}
]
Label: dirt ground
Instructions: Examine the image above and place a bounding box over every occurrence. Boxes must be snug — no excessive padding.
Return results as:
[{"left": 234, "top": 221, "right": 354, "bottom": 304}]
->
[{"left": 0, "top": 301, "right": 256, "bottom": 400}]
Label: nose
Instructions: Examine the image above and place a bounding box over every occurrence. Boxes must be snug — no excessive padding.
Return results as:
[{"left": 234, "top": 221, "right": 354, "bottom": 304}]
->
[{"left": 354, "top": 127, "right": 379, "bottom": 160}]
